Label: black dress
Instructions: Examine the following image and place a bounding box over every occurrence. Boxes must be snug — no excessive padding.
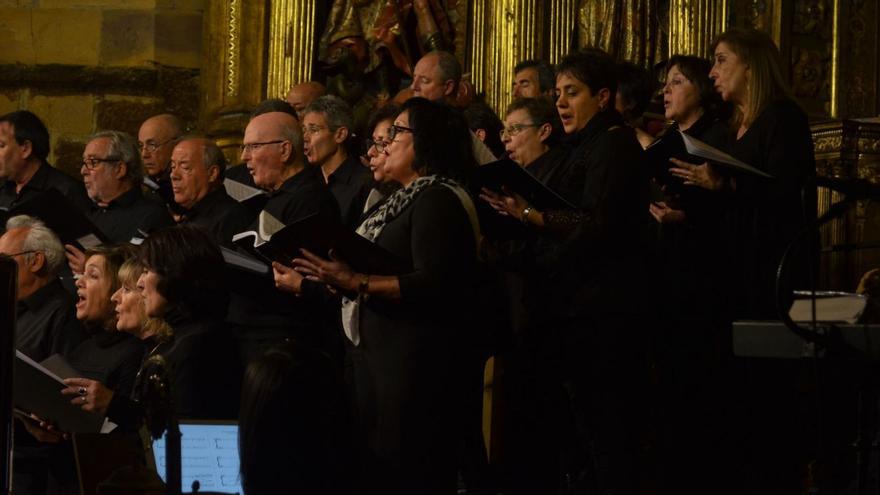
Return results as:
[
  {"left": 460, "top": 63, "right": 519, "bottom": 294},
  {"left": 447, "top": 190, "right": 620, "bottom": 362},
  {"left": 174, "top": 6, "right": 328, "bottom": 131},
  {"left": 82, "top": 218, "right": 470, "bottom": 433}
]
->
[
  {"left": 519, "top": 109, "right": 654, "bottom": 494},
  {"left": 355, "top": 184, "right": 477, "bottom": 495},
  {"left": 726, "top": 97, "right": 816, "bottom": 319},
  {"left": 725, "top": 98, "right": 817, "bottom": 495}
]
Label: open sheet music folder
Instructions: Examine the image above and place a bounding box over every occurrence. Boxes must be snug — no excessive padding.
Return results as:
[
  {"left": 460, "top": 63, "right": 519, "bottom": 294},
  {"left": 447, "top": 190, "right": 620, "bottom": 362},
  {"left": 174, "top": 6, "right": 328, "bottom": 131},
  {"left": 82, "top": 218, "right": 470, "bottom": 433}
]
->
[
  {"left": 233, "top": 212, "right": 404, "bottom": 275},
  {"left": 14, "top": 351, "right": 105, "bottom": 433},
  {"left": 473, "top": 158, "right": 576, "bottom": 211}
]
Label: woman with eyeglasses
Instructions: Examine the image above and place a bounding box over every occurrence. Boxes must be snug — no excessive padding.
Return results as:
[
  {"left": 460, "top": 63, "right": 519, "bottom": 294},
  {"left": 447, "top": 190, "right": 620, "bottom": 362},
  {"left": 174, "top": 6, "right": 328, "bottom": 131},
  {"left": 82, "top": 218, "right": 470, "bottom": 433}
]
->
[
  {"left": 361, "top": 103, "right": 402, "bottom": 213},
  {"left": 480, "top": 49, "right": 653, "bottom": 494},
  {"left": 275, "top": 97, "right": 481, "bottom": 494}
]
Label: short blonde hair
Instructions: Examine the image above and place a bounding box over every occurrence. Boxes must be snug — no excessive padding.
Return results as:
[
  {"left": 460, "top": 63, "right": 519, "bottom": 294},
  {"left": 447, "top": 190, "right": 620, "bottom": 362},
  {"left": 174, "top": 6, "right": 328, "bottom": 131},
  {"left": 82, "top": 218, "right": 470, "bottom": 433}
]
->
[{"left": 117, "top": 258, "right": 172, "bottom": 340}]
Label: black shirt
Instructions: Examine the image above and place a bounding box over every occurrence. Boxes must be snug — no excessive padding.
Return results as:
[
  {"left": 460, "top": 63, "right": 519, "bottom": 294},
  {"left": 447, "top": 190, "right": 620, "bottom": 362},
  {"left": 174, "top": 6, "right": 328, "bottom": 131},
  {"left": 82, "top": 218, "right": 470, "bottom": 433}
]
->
[
  {"left": 0, "top": 162, "right": 90, "bottom": 212},
  {"left": 259, "top": 166, "right": 340, "bottom": 226},
  {"left": 324, "top": 157, "right": 373, "bottom": 230},
  {"left": 180, "top": 187, "right": 254, "bottom": 248},
  {"left": 85, "top": 186, "right": 174, "bottom": 243},
  {"left": 229, "top": 167, "right": 339, "bottom": 340},
  {"left": 16, "top": 279, "right": 87, "bottom": 362},
  {"left": 64, "top": 330, "right": 144, "bottom": 397}
]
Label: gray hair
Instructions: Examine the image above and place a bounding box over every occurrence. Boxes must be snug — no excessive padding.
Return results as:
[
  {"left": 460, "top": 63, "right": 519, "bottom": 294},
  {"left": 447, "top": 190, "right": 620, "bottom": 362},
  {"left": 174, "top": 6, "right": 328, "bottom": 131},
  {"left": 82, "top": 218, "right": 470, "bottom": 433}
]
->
[
  {"left": 5, "top": 215, "right": 65, "bottom": 276},
  {"left": 90, "top": 130, "right": 144, "bottom": 185},
  {"left": 176, "top": 136, "right": 228, "bottom": 177},
  {"left": 429, "top": 50, "right": 462, "bottom": 86},
  {"left": 303, "top": 95, "right": 353, "bottom": 137}
]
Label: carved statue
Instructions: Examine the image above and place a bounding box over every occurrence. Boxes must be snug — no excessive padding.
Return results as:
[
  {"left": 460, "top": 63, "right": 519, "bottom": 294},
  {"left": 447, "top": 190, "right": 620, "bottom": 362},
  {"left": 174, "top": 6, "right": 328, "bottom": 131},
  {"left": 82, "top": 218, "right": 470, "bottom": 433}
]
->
[
  {"left": 318, "top": 0, "right": 461, "bottom": 105},
  {"left": 577, "top": 0, "right": 666, "bottom": 68}
]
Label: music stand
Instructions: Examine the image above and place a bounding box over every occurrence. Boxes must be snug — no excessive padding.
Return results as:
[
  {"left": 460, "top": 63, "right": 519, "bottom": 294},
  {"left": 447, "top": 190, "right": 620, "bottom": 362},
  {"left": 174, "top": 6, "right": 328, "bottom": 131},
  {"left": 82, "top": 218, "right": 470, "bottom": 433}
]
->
[{"left": 775, "top": 178, "right": 880, "bottom": 495}]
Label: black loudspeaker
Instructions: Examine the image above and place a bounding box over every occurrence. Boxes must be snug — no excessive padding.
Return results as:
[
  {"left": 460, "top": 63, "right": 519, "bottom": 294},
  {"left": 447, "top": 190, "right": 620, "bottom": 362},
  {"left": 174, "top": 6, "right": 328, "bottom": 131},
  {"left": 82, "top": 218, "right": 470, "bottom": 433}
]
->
[{"left": 0, "top": 256, "right": 16, "bottom": 495}]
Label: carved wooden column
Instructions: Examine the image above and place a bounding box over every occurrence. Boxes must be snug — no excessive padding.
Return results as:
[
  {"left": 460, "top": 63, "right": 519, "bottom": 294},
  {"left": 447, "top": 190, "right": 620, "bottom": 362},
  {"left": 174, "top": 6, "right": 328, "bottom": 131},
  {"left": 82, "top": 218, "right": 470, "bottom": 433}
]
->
[
  {"left": 468, "top": 0, "right": 546, "bottom": 113},
  {"left": 266, "top": 0, "right": 318, "bottom": 100},
  {"left": 201, "top": 0, "right": 269, "bottom": 163},
  {"left": 667, "top": 0, "right": 728, "bottom": 59}
]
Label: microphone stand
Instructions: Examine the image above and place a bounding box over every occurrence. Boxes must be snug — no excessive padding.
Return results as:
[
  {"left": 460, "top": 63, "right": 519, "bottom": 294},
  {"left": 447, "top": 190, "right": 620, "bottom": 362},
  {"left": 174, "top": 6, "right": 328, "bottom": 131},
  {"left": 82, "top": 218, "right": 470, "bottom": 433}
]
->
[
  {"left": 138, "top": 355, "right": 181, "bottom": 495},
  {"left": 776, "top": 187, "right": 879, "bottom": 495}
]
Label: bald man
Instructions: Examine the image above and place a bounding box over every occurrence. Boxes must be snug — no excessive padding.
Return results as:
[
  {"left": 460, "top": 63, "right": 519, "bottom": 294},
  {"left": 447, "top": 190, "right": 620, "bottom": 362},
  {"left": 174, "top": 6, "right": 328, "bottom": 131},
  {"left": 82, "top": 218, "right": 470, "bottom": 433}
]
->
[
  {"left": 233, "top": 111, "right": 340, "bottom": 363},
  {"left": 285, "top": 82, "right": 327, "bottom": 119},
  {"left": 138, "top": 113, "right": 183, "bottom": 205},
  {"left": 410, "top": 51, "right": 497, "bottom": 164}
]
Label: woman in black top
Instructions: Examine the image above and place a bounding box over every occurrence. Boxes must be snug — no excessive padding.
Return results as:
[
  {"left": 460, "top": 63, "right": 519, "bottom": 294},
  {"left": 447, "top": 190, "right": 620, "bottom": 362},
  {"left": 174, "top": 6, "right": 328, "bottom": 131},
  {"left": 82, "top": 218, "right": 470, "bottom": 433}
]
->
[
  {"left": 670, "top": 28, "right": 816, "bottom": 319},
  {"left": 649, "top": 54, "right": 734, "bottom": 493},
  {"left": 670, "top": 29, "right": 817, "bottom": 494},
  {"left": 482, "top": 49, "right": 653, "bottom": 494},
  {"left": 279, "top": 98, "right": 480, "bottom": 494},
  {"left": 66, "top": 227, "right": 241, "bottom": 428},
  {"left": 23, "top": 245, "right": 143, "bottom": 495}
]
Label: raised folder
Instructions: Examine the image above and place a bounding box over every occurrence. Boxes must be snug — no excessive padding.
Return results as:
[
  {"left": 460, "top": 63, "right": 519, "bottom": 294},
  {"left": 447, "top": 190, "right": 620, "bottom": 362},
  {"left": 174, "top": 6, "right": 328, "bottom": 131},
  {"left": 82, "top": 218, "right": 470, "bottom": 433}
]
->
[
  {"left": 14, "top": 351, "right": 105, "bottom": 434},
  {"left": 233, "top": 211, "right": 404, "bottom": 275},
  {"left": 474, "top": 158, "right": 576, "bottom": 211},
  {"left": 646, "top": 129, "right": 773, "bottom": 185}
]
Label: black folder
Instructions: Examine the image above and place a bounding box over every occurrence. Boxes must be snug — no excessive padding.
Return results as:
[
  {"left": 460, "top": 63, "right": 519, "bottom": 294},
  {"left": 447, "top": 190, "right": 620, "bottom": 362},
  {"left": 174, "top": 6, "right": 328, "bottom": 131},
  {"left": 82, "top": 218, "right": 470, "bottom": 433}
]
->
[
  {"left": 474, "top": 158, "right": 576, "bottom": 211},
  {"left": 234, "top": 212, "right": 404, "bottom": 275},
  {"left": 14, "top": 351, "right": 105, "bottom": 434},
  {"left": 7, "top": 188, "right": 109, "bottom": 249},
  {"left": 645, "top": 129, "right": 772, "bottom": 192}
]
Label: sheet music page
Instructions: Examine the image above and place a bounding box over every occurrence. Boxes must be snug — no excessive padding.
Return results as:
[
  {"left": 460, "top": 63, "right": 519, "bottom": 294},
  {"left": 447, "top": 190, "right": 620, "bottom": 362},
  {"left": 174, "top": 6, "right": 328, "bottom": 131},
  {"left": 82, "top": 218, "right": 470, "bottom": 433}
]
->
[
  {"left": 224, "top": 178, "right": 265, "bottom": 202},
  {"left": 679, "top": 131, "right": 773, "bottom": 178},
  {"left": 257, "top": 210, "right": 285, "bottom": 240}
]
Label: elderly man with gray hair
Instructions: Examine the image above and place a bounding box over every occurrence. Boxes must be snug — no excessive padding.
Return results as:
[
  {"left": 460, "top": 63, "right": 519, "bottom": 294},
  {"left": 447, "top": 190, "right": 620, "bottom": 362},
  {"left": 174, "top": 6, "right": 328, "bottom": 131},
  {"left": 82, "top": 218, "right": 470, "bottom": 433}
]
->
[
  {"left": 171, "top": 136, "right": 253, "bottom": 247},
  {"left": 302, "top": 95, "right": 372, "bottom": 230},
  {"left": 0, "top": 215, "right": 85, "bottom": 361},
  {"left": 80, "top": 130, "right": 174, "bottom": 243}
]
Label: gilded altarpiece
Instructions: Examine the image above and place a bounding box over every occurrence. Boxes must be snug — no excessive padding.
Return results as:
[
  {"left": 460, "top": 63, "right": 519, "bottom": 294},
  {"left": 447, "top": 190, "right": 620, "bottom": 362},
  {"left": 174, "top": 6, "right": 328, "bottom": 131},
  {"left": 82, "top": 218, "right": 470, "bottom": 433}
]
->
[{"left": 201, "top": 0, "right": 880, "bottom": 288}]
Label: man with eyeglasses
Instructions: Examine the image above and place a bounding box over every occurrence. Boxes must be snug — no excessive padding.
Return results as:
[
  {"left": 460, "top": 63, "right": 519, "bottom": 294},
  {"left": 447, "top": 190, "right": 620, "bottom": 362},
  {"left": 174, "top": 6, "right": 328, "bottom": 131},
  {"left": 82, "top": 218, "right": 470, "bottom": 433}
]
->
[
  {"left": 302, "top": 95, "right": 372, "bottom": 230},
  {"left": 0, "top": 110, "right": 90, "bottom": 211},
  {"left": 233, "top": 111, "right": 340, "bottom": 363},
  {"left": 77, "top": 131, "right": 173, "bottom": 246},
  {"left": 137, "top": 114, "right": 183, "bottom": 206}
]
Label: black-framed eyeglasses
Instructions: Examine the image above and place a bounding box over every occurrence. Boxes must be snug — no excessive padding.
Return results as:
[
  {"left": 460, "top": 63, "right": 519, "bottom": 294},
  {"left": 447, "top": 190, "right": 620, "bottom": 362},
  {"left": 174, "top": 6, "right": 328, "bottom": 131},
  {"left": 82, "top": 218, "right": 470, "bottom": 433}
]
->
[
  {"left": 500, "top": 123, "right": 541, "bottom": 140},
  {"left": 240, "top": 140, "right": 287, "bottom": 154},
  {"left": 388, "top": 124, "right": 414, "bottom": 142},
  {"left": 82, "top": 157, "right": 121, "bottom": 170},
  {"left": 136, "top": 138, "right": 176, "bottom": 154},
  {"left": 365, "top": 138, "right": 389, "bottom": 153}
]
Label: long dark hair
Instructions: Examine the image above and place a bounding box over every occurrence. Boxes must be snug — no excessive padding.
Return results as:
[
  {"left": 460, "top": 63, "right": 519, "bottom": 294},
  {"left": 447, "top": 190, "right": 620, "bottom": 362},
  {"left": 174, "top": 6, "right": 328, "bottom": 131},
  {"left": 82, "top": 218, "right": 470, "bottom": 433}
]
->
[
  {"left": 401, "top": 97, "right": 477, "bottom": 185},
  {"left": 238, "top": 341, "right": 344, "bottom": 494},
  {"left": 139, "top": 225, "right": 228, "bottom": 320}
]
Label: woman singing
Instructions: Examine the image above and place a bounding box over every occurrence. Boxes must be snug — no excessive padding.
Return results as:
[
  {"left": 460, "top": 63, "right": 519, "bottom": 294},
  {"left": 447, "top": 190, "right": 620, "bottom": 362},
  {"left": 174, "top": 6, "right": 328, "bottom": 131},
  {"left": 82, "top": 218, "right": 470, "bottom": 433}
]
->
[{"left": 276, "top": 97, "right": 480, "bottom": 494}]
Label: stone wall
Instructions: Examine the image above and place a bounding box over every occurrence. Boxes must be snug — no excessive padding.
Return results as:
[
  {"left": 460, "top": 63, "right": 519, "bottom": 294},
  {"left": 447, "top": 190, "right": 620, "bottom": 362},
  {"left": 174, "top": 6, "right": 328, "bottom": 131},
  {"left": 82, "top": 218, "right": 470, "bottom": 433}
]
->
[{"left": 0, "top": 0, "right": 204, "bottom": 178}]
